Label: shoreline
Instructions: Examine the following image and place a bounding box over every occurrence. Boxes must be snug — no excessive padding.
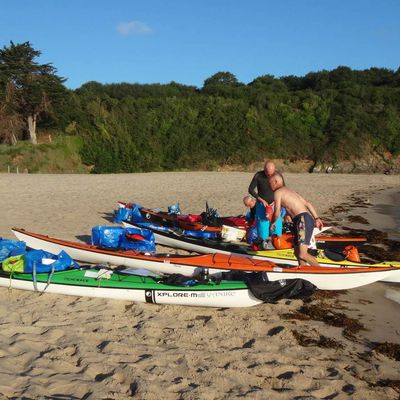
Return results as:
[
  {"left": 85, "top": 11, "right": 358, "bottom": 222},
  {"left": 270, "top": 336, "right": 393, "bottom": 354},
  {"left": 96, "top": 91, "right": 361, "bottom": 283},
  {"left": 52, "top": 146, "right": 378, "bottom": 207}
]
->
[
  {"left": 324, "top": 184, "right": 400, "bottom": 343},
  {"left": 0, "top": 172, "right": 399, "bottom": 399}
]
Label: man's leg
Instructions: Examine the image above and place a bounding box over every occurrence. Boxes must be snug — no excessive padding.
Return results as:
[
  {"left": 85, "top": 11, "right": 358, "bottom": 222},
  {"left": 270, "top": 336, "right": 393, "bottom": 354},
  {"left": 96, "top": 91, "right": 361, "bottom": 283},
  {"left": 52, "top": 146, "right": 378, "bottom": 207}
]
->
[
  {"left": 295, "top": 245, "right": 307, "bottom": 265},
  {"left": 294, "top": 213, "right": 320, "bottom": 266},
  {"left": 255, "top": 202, "right": 269, "bottom": 240},
  {"left": 296, "top": 244, "right": 320, "bottom": 266}
]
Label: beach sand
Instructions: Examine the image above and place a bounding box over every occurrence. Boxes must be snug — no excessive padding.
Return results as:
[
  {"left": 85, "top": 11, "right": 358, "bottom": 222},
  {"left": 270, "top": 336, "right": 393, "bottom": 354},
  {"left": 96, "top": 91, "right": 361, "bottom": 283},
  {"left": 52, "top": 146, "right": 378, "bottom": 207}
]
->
[{"left": 0, "top": 172, "right": 399, "bottom": 399}]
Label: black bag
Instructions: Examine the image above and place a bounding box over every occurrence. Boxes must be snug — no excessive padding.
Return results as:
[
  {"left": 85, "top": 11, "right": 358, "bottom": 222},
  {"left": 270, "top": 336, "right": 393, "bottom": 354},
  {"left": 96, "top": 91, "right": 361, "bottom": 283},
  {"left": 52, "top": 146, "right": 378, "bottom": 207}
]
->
[
  {"left": 158, "top": 273, "right": 210, "bottom": 287},
  {"left": 200, "top": 202, "right": 221, "bottom": 227},
  {"left": 244, "top": 272, "right": 316, "bottom": 303},
  {"left": 158, "top": 273, "right": 198, "bottom": 287}
]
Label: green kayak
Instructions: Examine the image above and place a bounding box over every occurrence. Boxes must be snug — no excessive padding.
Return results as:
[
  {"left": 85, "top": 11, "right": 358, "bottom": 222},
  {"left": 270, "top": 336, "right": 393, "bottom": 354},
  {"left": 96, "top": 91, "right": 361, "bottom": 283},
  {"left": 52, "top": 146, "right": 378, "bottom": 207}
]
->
[{"left": 0, "top": 267, "right": 262, "bottom": 308}]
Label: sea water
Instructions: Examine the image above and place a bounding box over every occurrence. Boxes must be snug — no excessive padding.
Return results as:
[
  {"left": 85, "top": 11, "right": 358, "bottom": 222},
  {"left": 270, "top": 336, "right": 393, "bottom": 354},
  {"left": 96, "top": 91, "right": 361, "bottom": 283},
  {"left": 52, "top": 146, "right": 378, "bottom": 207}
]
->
[
  {"left": 371, "top": 188, "right": 400, "bottom": 305},
  {"left": 342, "top": 187, "right": 400, "bottom": 305},
  {"left": 371, "top": 189, "right": 400, "bottom": 242}
]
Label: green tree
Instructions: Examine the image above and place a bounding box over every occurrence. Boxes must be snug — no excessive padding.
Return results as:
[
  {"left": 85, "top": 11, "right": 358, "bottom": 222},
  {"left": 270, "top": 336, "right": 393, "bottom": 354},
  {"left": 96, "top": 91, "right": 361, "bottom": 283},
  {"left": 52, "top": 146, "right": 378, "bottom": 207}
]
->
[
  {"left": 202, "top": 71, "right": 245, "bottom": 98},
  {"left": 0, "top": 41, "right": 66, "bottom": 144},
  {"left": 69, "top": 66, "right": 400, "bottom": 173},
  {"left": 203, "top": 71, "right": 240, "bottom": 87}
]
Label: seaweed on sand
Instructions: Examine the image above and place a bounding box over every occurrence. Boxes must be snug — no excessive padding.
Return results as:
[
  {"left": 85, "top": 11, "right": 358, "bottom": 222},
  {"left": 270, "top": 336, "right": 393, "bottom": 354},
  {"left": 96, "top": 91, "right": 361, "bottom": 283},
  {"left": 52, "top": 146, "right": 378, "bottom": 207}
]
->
[
  {"left": 326, "top": 189, "right": 400, "bottom": 261},
  {"left": 283, "top": 299, "right": 366, "bottom": 340},
  {"left": 373, "top": 379, "right": 400, "bottom": 393},
  {"left": 371, "top": 341, "right": 400, "bottom": 361},
  {"left": 347, "top": 215, "right": 370, "bottom": 225},
  {"left": 341, "top": 228, "right": 400, "bottom": 261},
  {"left": 292, "top": 330, "right": 344, "bottom": 349}
]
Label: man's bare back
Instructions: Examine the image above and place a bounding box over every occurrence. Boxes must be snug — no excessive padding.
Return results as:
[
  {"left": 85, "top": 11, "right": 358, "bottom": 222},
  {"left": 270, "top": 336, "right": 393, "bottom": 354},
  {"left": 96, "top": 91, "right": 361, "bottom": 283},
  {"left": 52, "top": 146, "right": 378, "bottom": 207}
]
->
[
  {"left": 268, "top": 174, "right": 321, "bottom": 226},
  {"left": 273, "top": 186, "right": 311, "bottom": 219}
]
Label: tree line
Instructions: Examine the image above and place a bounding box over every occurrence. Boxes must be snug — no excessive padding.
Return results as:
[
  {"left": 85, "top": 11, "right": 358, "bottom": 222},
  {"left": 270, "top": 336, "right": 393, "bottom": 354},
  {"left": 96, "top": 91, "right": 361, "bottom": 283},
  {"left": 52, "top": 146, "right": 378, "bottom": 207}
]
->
[{"left": 1, "top": 41, "right": 399, "bottom": 173}]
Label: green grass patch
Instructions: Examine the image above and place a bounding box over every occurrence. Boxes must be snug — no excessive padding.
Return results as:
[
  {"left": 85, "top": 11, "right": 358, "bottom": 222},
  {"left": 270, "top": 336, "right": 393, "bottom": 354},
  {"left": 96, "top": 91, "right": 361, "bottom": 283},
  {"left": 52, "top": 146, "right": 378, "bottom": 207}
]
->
[{"left": 0, "top": 135, "right": 89, "bottom": 173}]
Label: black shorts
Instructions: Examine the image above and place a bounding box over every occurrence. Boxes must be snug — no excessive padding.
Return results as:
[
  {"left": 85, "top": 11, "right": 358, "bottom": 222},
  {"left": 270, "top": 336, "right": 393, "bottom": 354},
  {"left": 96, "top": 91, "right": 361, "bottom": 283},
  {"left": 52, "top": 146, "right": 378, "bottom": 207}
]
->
[{"left": 292, "top": 212, "right": 315, "bottom": 246}]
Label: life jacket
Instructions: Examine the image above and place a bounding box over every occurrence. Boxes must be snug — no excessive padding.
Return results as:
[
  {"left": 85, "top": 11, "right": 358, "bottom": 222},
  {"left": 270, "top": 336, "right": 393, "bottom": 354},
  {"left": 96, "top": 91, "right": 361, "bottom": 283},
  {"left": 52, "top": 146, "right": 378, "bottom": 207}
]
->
[{"left": 271, "top": 233, "right": 294, "bottom": 250}]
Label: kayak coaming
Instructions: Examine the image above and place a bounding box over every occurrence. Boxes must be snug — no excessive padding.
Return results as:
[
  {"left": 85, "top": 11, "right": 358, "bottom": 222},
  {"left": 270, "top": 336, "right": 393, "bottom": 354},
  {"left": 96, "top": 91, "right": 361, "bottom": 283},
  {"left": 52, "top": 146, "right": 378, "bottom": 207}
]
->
[
  {"left": 121, "top": 222, "right": 400, "bottom": 283},
  {"left": 0, "top": 268, "right": 262, "bottom": 308},
  {"left": 10, "top": 228, "right": 399, "bottom": 290}
]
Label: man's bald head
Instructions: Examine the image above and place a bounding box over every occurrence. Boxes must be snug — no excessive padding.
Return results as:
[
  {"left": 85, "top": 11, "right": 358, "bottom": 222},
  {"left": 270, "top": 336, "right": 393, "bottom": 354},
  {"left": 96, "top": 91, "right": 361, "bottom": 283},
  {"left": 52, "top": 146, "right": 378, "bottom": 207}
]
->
[
  {"left": 268, "top": 172, "right": 284, "bottom": 191},
  {"left": 243, "top": 195, "right": 256, "bottom": 208},
  {"left": 264, "top": 160, "right": 276, "bottom": 177}
]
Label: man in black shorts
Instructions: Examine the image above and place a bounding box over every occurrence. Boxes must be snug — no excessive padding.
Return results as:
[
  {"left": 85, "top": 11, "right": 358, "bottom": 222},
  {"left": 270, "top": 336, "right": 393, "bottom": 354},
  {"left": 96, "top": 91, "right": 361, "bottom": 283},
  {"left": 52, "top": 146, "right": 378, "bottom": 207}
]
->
[{"left": 268, "top": 173, "right": 323, "bottom": 266}]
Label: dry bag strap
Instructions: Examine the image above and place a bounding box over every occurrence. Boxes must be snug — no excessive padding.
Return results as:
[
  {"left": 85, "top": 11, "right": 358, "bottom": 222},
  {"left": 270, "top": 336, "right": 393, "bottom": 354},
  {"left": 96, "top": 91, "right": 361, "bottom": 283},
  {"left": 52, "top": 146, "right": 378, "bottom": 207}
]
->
[
  {"left": 41, "top": 262, "right": 56, "bottom": 294},
  {"left": 33, "top": 261, "right": 38, "bottom": 292}
]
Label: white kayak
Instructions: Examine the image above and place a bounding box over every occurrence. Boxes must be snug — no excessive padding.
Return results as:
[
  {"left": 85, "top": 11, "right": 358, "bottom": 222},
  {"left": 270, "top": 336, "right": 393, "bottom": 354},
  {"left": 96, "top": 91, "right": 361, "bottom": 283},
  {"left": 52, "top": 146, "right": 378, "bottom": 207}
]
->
[
  {"left": 10, "top": 228, "right": 399, "bottom": 290},
  {"left": 121, "top": 222, "right": 400, "bottom": 283}
]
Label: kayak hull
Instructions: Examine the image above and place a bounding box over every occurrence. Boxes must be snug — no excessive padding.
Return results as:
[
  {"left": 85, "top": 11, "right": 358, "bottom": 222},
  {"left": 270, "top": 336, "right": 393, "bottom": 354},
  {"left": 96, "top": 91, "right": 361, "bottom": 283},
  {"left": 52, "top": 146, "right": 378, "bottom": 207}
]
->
[
  {"left": 10, "top": 228, "right": 399, "bottom": 290},
  {"left": 121, "top": 222, "right": 400, "bottom": 283},
  {"left": 0, "top": 268, "right": 261, "bottom": 308},
  {"left": 12, "top": 227, "right": 276, "bottom": 276}
]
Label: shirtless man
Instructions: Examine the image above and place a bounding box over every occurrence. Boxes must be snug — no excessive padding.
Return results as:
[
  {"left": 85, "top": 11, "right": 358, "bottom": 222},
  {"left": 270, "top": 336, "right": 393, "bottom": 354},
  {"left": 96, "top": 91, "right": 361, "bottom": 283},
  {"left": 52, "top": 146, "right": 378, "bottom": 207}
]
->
[{"left": 269, "top": 173, "right": 323, "bottom": 266}]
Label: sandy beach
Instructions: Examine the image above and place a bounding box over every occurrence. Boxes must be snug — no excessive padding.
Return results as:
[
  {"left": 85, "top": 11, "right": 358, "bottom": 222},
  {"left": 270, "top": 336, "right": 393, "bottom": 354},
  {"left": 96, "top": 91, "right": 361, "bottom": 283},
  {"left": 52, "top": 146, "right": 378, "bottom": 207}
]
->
[{"left": 0, "top": 171, "right": 399, "bottom": 399}]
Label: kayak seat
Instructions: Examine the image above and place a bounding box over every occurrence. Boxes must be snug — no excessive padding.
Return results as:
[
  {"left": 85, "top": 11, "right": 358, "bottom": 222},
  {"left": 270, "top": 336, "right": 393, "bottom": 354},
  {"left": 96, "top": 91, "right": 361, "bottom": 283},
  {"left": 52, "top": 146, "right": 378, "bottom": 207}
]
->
[{"left": 323, "top": 249, "right": 346, "bottom": 262}]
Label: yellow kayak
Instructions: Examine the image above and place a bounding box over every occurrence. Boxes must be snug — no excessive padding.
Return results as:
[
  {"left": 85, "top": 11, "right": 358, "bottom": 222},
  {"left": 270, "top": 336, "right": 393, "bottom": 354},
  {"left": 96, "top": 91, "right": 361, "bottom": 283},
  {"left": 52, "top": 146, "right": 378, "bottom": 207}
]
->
[{"left": 249, "top": 248, "right": 400, "bottom": 283}]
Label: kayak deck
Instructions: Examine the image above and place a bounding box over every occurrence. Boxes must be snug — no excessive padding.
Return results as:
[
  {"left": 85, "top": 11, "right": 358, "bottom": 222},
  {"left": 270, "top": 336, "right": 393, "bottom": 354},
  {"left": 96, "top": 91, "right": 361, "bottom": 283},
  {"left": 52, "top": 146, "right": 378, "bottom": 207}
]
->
[
  {"left": 252, "top": 248, "right": 400, "bottom": 268},
  {"left": 0, "top": 267, "right": 247, "bottom": 291}
]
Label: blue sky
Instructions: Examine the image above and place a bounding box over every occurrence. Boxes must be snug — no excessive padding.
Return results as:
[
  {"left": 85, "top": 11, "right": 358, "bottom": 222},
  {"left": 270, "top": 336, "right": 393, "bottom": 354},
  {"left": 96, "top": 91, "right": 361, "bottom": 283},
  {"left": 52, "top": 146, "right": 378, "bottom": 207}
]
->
[{"left": 1, "top": 0, "right": 399, "bottom": 89}]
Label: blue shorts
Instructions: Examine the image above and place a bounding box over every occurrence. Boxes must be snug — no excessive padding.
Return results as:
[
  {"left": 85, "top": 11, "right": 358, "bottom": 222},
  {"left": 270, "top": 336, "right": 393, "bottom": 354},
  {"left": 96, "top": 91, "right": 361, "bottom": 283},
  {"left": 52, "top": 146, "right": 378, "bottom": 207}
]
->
[{"left": 292, "top": 212, "right": 315, "bottom": 246}]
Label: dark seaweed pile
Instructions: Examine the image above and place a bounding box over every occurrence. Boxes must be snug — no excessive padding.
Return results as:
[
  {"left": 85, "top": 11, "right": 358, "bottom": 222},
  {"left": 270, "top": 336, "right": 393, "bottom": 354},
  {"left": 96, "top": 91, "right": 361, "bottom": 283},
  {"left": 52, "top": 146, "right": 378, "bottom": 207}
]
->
[{"left": 326, "top": 192, "right": 400, "bottom": 261}]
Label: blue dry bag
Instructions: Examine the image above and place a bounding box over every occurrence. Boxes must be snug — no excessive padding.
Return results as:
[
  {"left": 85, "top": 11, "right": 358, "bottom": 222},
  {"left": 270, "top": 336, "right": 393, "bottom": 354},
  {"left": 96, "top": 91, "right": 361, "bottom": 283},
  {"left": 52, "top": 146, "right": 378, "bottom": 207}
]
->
[{"left": 0, "top": 239, "right": 26, "bottom": 262}]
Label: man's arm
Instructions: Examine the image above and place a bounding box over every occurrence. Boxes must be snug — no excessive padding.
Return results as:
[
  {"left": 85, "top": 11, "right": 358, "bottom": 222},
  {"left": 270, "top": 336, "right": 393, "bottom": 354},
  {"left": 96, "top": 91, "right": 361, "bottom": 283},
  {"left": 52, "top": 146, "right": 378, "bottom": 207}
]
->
[
  {"left": 304, "top": 200, "right": 323, "bottom": 229},
  {"left": 248, "top": 173, "right": 259, "bottom": 199},
  {"left": 271, "top": 190, "right": 282, "bottom": 226},
  {"left": 248, "top": 173, "right": 268, "bottom": 206}
]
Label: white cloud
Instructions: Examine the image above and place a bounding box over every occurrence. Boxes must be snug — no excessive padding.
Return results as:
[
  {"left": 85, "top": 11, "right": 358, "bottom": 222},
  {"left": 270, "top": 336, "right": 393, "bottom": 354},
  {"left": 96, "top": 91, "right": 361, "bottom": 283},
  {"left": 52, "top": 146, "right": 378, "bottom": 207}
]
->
[{"left": 117, "top": 21, "right": 153, "bottom": 35}]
